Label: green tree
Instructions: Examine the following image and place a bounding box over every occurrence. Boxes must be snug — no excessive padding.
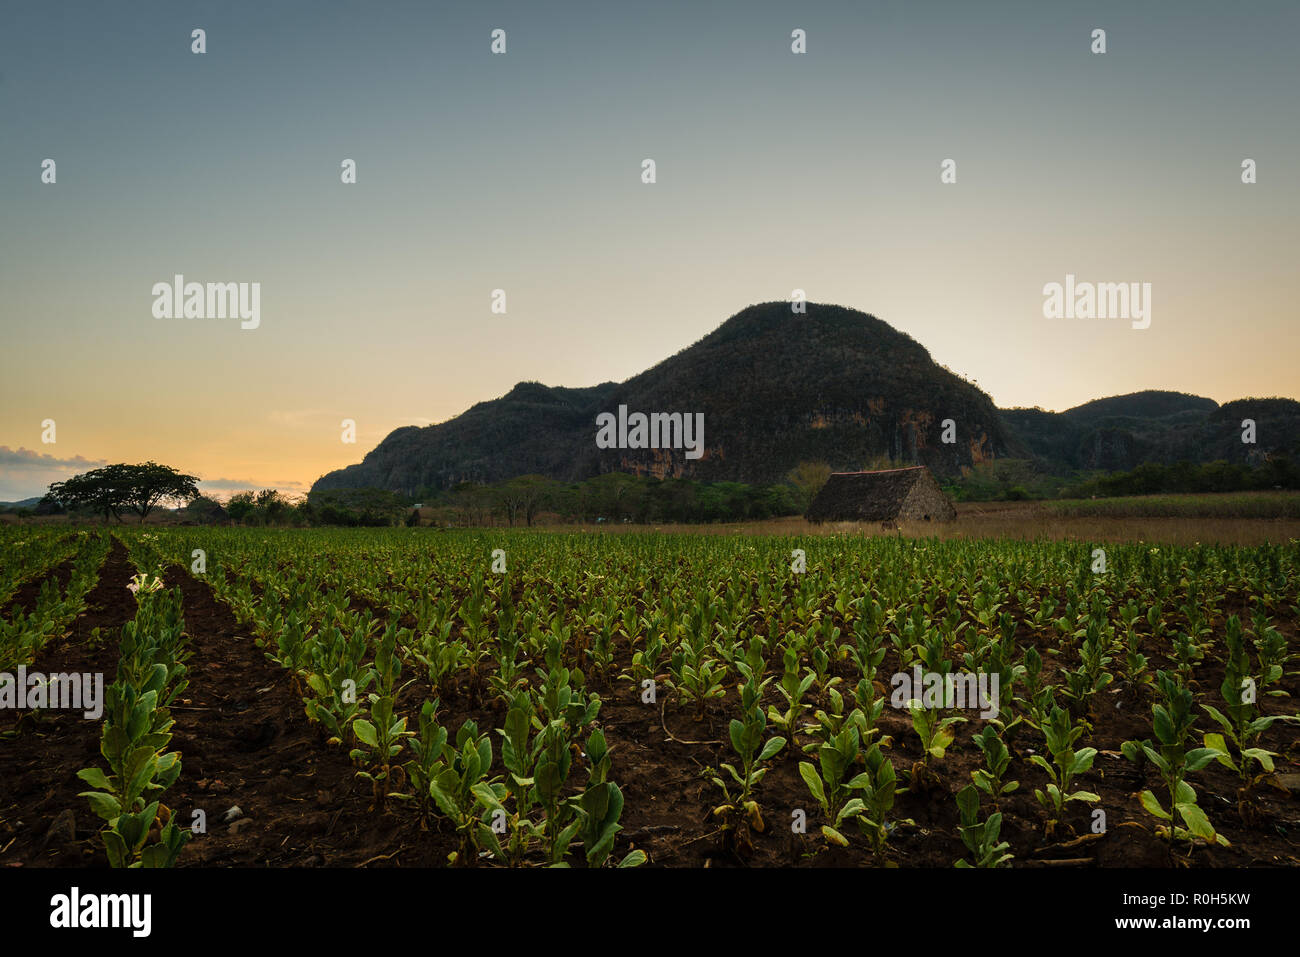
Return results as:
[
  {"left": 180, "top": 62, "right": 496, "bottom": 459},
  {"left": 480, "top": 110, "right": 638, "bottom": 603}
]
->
[
  {"left": 305, "top": 488, "right": 406, "bottom": 526},
  {"left": 496, "top": 475, "right": 560, "bottom": 527},
  {"left": 48, "top": 462, "right": 199, "bottom": 522},
  {"left": 587, "top": 472, "right": 643, "bottom": 523},
  {"left": 226, "top": 491, "right": 257, "bottom": 523},
  {"left": 787, "top": 461, "right": 832, "bottom": 511},
  {"left": 255, "top": 488, "right": 288, "bottom": 523}
]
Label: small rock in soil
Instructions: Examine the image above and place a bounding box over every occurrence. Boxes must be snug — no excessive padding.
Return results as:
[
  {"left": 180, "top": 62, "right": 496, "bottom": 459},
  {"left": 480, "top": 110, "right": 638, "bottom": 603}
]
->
[
  {"left": 1276, "top": 772, "right": 1300, "bottom": 793},
  {"left": 41, "top": 809, "right": 77, "bottom": 850}
]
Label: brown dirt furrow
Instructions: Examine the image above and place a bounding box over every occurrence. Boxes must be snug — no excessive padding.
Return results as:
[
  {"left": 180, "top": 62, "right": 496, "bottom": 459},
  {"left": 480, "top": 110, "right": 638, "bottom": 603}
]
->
[
  {"left": 4, "top": 557, "right": 76, "bottom": 620},
  {"left": 0, "top": 538, "right": 137, "bottom": 866},
  {"left": 162, "top": 565, "right": 460, "bottom": 866}
]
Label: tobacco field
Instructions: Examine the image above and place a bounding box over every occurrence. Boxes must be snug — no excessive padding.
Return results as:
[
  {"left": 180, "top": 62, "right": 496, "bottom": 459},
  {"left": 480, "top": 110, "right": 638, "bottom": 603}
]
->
[{"left": 2, "top": 526, "right": 1298, "bottom": 868}]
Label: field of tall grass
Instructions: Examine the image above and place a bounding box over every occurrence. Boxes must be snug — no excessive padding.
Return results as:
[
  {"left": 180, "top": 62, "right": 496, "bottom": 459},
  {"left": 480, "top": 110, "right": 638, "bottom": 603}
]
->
[{"left": 1047, "top": 491, "right": 1300, "bottom": 519}]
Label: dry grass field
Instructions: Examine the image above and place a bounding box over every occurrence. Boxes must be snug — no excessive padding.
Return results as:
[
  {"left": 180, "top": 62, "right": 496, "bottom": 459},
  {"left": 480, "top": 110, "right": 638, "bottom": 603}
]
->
[{"left": 560, "top": 494, "right": 1300, "bottom": 546}]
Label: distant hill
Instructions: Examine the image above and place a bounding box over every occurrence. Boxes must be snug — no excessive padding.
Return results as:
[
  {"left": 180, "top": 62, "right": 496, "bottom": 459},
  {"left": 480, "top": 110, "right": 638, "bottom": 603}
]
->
[
  {"left": 313, "top": 305, "right": 1300, "bottom": 496},
  {"left": 1002, "top": 391, "right": 1300, "bottom": 472},
  {"left": 1063, "top": 391, "right": 1220, "bottom": 426},
  {"left": 318, "top": 381, "right": 620, "bottom": 493},
  {"left": 314, "top": 302, "right": 1022, "bottom": 494},
  {"left": 0, "top": 497, "right": 42, "bottom": 511}
]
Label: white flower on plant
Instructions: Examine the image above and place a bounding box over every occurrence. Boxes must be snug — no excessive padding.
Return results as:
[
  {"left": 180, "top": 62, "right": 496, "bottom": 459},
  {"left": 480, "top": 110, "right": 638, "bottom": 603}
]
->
[{"left": 127, "top": 572, "right": 165, "bottom": 595}]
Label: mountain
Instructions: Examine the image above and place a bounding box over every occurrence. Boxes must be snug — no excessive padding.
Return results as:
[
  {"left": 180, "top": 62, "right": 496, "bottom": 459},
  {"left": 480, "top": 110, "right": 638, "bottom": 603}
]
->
[
  {"left": 324, "top": 382, "right": 620, "bottom": 493},
  {"left": 1002, "top": 391, "right": 1300, "bottom": 473},
  {"left": 0, "top": 497, "right": 42, "bottom": 511},
  {"left": 313, "top": 302, "right": 1022, "bottom": 494},
  {"left": 313, "top": 303, "right": 1300, "bottom": 496}
]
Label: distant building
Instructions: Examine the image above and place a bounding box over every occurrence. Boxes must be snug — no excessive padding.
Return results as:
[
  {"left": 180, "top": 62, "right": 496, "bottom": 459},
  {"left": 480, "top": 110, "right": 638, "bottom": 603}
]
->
[{"left": 805, "top": 466, "right": 956, "bottom": 524}]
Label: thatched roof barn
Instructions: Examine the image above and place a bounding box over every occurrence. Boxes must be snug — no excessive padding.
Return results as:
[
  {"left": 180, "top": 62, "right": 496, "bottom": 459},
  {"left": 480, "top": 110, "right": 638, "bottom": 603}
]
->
[{"left": 806, "top": 466, "right": 956, "bottom": 524}]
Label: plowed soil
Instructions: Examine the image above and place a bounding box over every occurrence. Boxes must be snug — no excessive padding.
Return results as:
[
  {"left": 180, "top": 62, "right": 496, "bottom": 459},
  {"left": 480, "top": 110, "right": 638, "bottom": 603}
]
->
[{"left": 3, "top": 538, "right": 1299, "bottom": 868}]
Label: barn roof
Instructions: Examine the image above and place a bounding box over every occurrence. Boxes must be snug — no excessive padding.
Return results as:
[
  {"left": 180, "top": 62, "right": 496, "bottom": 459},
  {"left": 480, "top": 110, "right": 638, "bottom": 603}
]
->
[{"left": 805, "top": 466, "right": 940, "bottom": 522}]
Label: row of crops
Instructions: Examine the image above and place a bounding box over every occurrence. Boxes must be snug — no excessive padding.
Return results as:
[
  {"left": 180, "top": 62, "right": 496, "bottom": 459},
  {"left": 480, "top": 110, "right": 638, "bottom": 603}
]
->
[
  {"left": 0, "top": 530, "right": 108, "bottom": 672},
  {"left": 1, "top": 529, "right": 194, "bottom": 866},
  {"left": 3, "top": 525, "right": 1298, "bottom": 866}
]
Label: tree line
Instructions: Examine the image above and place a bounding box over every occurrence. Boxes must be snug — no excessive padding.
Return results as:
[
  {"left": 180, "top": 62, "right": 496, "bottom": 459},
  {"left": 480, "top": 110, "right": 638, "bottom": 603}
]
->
[
  {"left": 30, "top": 455, "right": 1292, "bottom": 528},
  {"left": 946, "top": 455, "right": 1300, "bottom": 502},
  {"left": 421, "top": 473, "right": 804, "bottom": 526},
  {"left": 26, "top": 463, "right": 814, "bottom": 527}
]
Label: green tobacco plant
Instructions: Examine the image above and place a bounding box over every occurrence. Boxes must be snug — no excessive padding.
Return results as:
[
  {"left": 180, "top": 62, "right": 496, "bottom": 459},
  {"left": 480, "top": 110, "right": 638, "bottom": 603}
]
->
[
  {"left": 350, "top": 626, "right": 415, "bottom": 808},
  {"left": 531, "top": 718, "right": 582, "bottom": 865},
  {"left": 1118, "top": 600, "right": 1151, "bottom": 691},
  {"left": 954, "top": 784, "right": 1013, "bottom": 868},
  {"left": 851, "top": 742, "right": 904, "bottom": 857},
  {"left": 1201, "top": 616, "right": 1287, "bottom": 782},
  {"left": 915, "top": 626, "right": 952, "bottom": 685},
  {"left": 851, "top": 607, "right": 888, "bottom": 679},
  {"left": 807, "top": 684, "right": 882, "bottom": 753},
  {"left": 849, "top": 677, "right": 887, "bottom": 745},
  {"left": 77, "top": 587, "right": 191, "bottom": 868},
  {"left": 304, "top": 622, "right": 374, "bottom": 744},
  {"left": 1062, "top": 620, "right": 1113, "bottom": 719},
  {"left": 585, "top": 601, "right": 619, "bottom": 688},
  {"left": 77, "top": 682, "right": 190, "bottom": 868},
  {"left": 494, "top": 690, "right": 542, "bottom": 865},
  {"left": 971, "top": 725, "right": 1019, "bottom": 804},
  {"left": 350, "top": 691, "right": 411, "bottom": 807},
  {"left": 809, "top": 631, "right": 842, "bottom": 699},
  {"left": 1031, "top": 705, "right": 1099, "bottom": 834},
  {"left": 1018, "top": 646, "right": 1054, "bottom": 732},
  {"left": 536, "top": 647, "right": 601, "bottom": 732},
  {"left": 114, "top": 586, "right": 188, "bottom": 701},
  {"left": 488, "top": 606, "right": 528, "bottom": 702},
  {"left": 667, "top": 648, "right": 727, "bottom": 719},
  {"left": 578, "top": 728, "right": 646, "bottom": 867},
  {"left": 906, "top": 699, "right": 966, "bottom": 790},
  {"left": 1122, "top": 671, "right": 1228, "bottom": 849},
  {"left": 1249, "top": 610, "right": 1289, "bottom": 696},
  {"left": 404, "top": 699, "right": 448, "bottom": 823},
  {"left": 1169, "top": 630, "right": 1203, "bottom": 686},
  {"left": 621, "top": 628, "right": 665, "bottom": 690},
  {"left": 982, "top": 627, "right": 1023, "bottom": 736},
  {"left": 411, "top": 619, "right": 472, "bottom": 697},
  {"left": 799, "top": 724, "right": 866, "bottom": 847},
  {"left": 710, "top": 663, "right": 785, "bottom": 852},
  {"left": 429, "top": 719, "right": 507, "bottom": 865},
  {"left": 491, "top": 689, "right": 641, "bottom": 867},
  {"left": 768, "top": 646, "right": 816, "bottom": 746},
  {"left": 268, "top": 612, "right": 312, "bottom": 675}
]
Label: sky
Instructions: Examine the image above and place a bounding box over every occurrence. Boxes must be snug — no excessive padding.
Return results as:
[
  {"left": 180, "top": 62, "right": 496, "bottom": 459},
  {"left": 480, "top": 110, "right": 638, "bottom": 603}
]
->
[{"left": 1, "top": 0, "right": 1297, "bottom": 501}]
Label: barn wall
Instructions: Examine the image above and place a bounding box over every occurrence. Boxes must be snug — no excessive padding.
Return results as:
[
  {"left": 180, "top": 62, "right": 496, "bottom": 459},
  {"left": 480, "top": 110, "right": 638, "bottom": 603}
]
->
[
  {"left": 899, "top": 477, "right": 957, "bottom": 522},
  {"left": 806, "top": 468, "right": 956, "bottom": 523}
]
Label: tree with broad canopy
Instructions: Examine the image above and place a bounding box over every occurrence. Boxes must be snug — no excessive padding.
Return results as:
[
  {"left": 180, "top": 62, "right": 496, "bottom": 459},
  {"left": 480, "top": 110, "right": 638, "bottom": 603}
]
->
[{"left": 47, "top": 462, "right": 200, "bottom": 522}]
